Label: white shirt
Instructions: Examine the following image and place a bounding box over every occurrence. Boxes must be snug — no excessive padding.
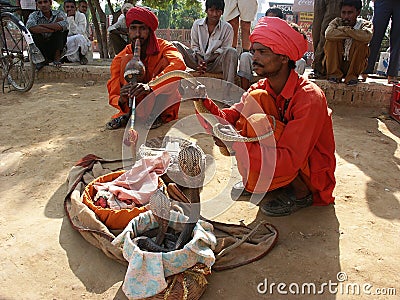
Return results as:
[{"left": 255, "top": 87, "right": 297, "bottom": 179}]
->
[
  {"left": 190, "top": 17, "right": 233, "bottom": 60},
  {"left": 107, "top": 14, "right": 127, "bottom": 32},
  {"left": 67, "top": 10, "right": 87, "bottom": 37}
]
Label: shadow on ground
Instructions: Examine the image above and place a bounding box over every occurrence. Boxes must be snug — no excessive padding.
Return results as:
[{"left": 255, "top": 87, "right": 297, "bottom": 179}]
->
[
  {"left": 333, "top": 106, "right": 400, "bottom": 220},
  {"left": 204, "top": 204, "right": 340, "bottom": 299}
]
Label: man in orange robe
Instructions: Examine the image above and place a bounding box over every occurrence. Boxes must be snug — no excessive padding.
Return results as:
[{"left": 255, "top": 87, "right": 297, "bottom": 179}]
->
[
  {"left": 106, "top": 6, "right": 186, "bottom": 130},
  {"left": 198, "top": 17, "right": 336, "bottom": 216}
]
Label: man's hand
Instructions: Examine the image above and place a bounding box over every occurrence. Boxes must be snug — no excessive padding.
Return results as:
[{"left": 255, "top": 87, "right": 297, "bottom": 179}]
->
[
  {"left": 128, "top": 83, "right": 152, "bottom": 99},
  {"left": 118, "top": 83, "right": 131, "bottom": 109},
  {"left": 197, "top": 60, "right": 206, "bottom": 73},
  {"left": 119, "top": 82, "right": 152, "bottom": 108},
  {"left": 180, "top": 83, "right": 207, "bottom": 101},
  {"left": 195, "top": 54, "right": 206, "bottom": 74},
  {"left": 120, "top": 83, "right": 131, "bottom": 98}
]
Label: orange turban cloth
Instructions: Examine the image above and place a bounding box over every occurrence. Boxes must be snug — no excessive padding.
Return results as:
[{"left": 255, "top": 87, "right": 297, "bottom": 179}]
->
[
  {"left": 125, "top": 6, "right": 160, "bottom": 56},
  {"left": 250, "top": 16, "right": 307, "bottom": 61}
]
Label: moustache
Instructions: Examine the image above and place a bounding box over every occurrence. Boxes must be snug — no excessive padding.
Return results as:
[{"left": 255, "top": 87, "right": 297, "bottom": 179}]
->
[
  {"left": 252, "top": 62, "right": 264, "bottom": 68},
  {"left": 131, "top": 38, "right": 143, "bottom": 43}
]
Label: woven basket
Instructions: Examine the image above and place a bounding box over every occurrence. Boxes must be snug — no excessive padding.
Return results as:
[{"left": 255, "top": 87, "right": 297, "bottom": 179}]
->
[
  {"left": 82, "top": 170, "right": 165, "bottom": 230},
  {"left": 144, "top": 264, "right": 211, "bottom": 300}
]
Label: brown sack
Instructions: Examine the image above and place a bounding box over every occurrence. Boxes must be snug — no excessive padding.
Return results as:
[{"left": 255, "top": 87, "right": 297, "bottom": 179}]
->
[
  {"left": 207, "top": 220, "right": 278, "bottom": 271},
  {"left": 64, "top": 154, "right": 278, "bottom": 271}
]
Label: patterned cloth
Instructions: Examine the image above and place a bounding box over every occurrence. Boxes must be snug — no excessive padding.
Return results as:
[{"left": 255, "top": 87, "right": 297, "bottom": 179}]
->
[
  {"left": 94, "top": 152, "right": 171, "bottom": 205},
  {"left": 343, "top": 18, "right": 363, "bottom": 61},
  {"left": 112, "top": 210, "right": 216, "bottom": 299}
]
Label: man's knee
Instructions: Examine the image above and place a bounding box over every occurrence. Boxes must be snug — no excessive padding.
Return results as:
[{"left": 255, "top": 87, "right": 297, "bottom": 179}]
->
[
  {"left": 238, "top": 52, "right": 253, "bottom": 79},
  {"left": 224, "top": 47, "right": 239, "bottom": 60},
  {"left": 171, "top": 41, "right": 185, "bottom": 52},
  {"left": 324, "top": 40, "right": 341, "bottom": 54}
]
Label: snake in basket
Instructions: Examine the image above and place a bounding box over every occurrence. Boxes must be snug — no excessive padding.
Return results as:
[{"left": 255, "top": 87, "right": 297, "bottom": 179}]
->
[{"left": 136, "top": 143, "right": 204, "bottom": 252}]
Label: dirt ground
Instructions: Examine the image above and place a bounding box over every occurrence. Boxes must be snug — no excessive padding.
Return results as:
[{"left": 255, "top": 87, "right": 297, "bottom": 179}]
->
[{"left": 0, "top": 78, "right": 399, "bottom": 300}]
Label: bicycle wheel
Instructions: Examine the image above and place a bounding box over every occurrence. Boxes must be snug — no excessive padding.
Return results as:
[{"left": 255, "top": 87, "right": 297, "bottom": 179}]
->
[{"left": 0, "top": 12, "right": 35, "bottom": 92}]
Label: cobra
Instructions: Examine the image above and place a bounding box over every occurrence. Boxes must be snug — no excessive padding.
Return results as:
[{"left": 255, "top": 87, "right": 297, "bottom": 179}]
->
[
  {"left": 136, "top": 143, "right": 205, "bottom": 252},
  {"left": 148, "top": 70, "right": 276, "bottom": 143}
]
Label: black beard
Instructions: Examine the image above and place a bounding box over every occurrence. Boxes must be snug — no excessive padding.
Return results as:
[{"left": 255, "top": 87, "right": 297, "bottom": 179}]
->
[{"left": 256, "top": 64, "right": 282, "bottom": 79}]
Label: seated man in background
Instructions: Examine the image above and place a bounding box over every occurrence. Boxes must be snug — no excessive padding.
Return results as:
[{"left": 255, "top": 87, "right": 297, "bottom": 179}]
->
[
  {"left": 26, "top": 0, "right": 68, "bottom": 69},
  {"left": 61, "top": 0, "right": 91, "bottom": 65},
  {"left": 324, "top": 0, "right": 372, "bottom": 85},
  {"left": 238, "top": 7, "right": 306, "bottom": 90},
  {"left": 107, "top": 3, "right": 133, "bottom": 56},
  {"left": 197, "top": 16, "right": 336, "bottom": 216},
  {"left": 172, "top": 0, "right": 238, "bottom": 96},
  {"left": 106, "top": 6, "right": 186, "bottom": 130},
  {"left": 77, "top": 0, "right": 91, "bottom": 39}
]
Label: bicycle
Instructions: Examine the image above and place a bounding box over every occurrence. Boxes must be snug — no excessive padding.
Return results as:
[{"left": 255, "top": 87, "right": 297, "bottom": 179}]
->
[{"left": 0, "top": 0, "right": 44, "bottom": 92}]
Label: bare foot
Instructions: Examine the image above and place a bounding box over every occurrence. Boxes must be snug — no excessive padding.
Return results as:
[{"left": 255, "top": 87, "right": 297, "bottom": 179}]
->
[{"left": 361, "top": 73, "right": 368, "bottom": 82}]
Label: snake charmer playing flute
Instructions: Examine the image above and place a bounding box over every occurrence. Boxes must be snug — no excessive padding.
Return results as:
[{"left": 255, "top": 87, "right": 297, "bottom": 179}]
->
[
  {"left": 197, "top": 17, "right": 336, "bottom": 217},
  {"left": 106, "top": 6, "right": 186, "bottom": 130}
]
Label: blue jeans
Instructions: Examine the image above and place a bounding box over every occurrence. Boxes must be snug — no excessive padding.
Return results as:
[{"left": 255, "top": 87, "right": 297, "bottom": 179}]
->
[{"left": 364, "top": 0, "right": 400, "bottom": 77}]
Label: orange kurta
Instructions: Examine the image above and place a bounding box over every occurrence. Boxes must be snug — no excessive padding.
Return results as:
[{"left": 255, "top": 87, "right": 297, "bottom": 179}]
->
[
  {"left": 200, "top": 70, "right": 336, "bottom": 206},
  {"left": 107, "top": 38, "right": 186, "bottom": 122}
]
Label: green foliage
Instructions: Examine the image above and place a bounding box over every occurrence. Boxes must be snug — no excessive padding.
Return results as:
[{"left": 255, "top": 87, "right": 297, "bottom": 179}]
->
[
  {"left": 143, "top": 0, "right": 202, "bottom": 10},
  {"left": 104, "top": 2, "right": 111, "bottom": 15},
  {"left": 143, "top": 0, "right": 204, "bottom": 29}
]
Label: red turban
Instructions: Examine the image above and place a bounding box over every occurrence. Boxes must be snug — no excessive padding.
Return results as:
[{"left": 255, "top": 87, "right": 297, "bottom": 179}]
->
[
  {"left": 125, "top": 6, "right": 160, "bottom": 55},
  {"left": 250, "top": 16, "right": 307, "bottom": 61}
]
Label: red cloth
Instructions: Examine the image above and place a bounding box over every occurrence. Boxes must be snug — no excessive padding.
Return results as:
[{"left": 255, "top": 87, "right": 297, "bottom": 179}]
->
[
  {"left": 107, "top": 38, "right": 186, "bottom": 122},
  {"left": 125, "top": 6, "right": 159, "bottom": 55},
  {"left": 250, "top": 16, "right": 308, "bottom": 61},
  {"left": 200, "top": 70, "right": 336, "bottom": 206}
]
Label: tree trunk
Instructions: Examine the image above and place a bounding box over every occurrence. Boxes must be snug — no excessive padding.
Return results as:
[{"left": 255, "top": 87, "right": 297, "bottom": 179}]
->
[{"left": 88, "top": 0, "right": 109, "bottom": 58}]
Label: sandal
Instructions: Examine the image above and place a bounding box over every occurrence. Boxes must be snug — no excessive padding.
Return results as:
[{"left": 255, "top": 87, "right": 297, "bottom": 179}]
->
[
  {"left": 105, "top": 114, "right": 129, "bottom": 130},
  {"left": 308, "top": 71, "right": 324, "bottom": 79},
  {"left": 151, "top": 116, "right": 163, "bottom": 129},
  {"left": 79, "top": 56, "right": 88, "bottom": 65},
  {"left": 145, "top": 116, "right": 163, "bottom": 130},
  {"left": 231, "top": 181, "right": 252, "bottom": 198},
  {"left": 328, "top": 77, "right": 340, "bottom": 84},
  {"left": 346, "top": 79, "right": 358, "bottom": 86},
  {"left": 35, "top": 61, "right": 48, "bottom": 71},
  {"left": 388, "top": 76, "right": 399, "bottom": 84},
  {"left": 260, "top": 187, "right": 313, "bottom": 217},
  {"left": 51, "top": 60, "right": 62, "bottom": 68}
]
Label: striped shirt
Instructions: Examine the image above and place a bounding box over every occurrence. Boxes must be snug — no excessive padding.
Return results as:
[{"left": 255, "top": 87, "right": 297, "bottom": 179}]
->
[{"left": 26, "top": 9, "right": 68, "bottom": 39}]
